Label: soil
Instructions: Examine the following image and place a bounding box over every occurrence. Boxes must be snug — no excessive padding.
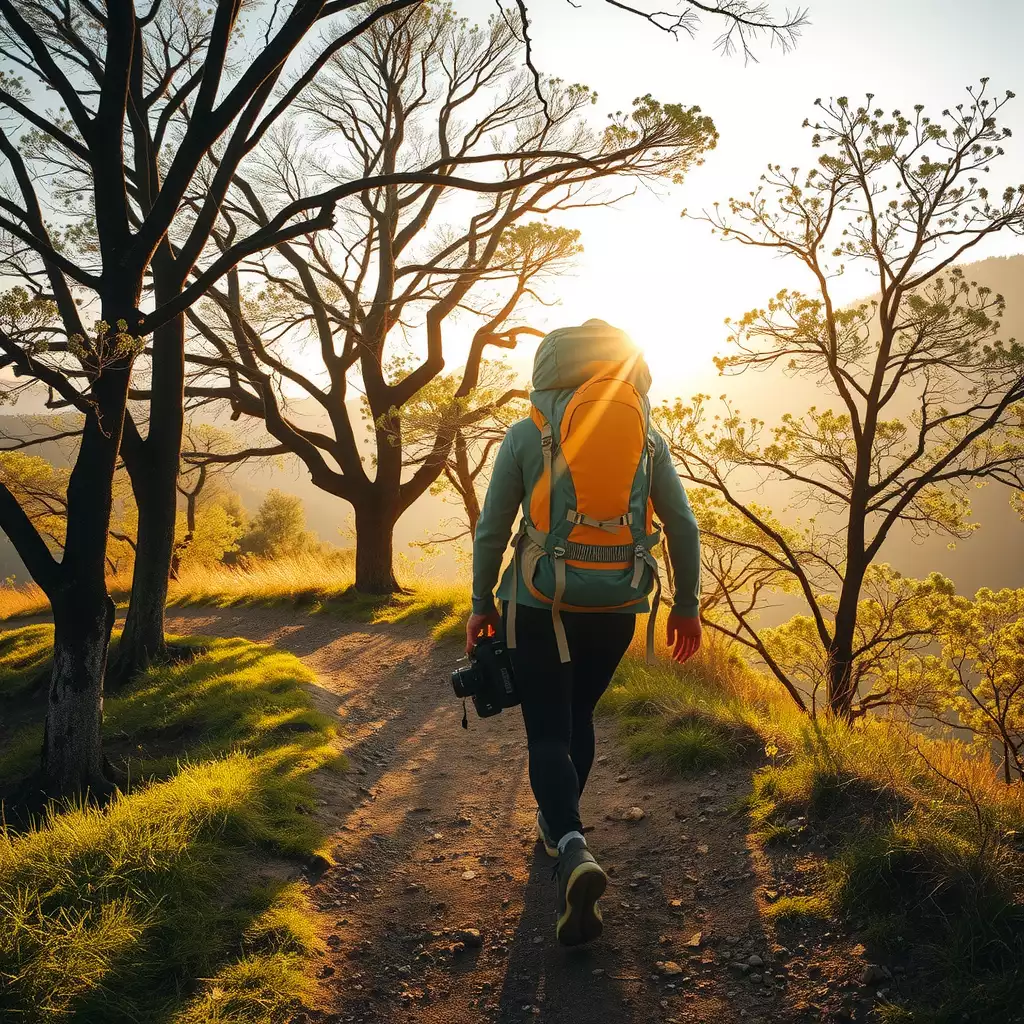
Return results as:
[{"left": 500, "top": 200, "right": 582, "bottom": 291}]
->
[{"left": 162, "top": 607, "right": 891, "bottom": 1024}]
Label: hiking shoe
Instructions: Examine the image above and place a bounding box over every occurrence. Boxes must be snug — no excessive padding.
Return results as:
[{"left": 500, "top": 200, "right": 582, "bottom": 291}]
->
[
  {"left": 536, "top": 810, "right": 559, "bottom": 859},
  {"left": 555, "top": 837, "right": 607, "bottom": 947}
]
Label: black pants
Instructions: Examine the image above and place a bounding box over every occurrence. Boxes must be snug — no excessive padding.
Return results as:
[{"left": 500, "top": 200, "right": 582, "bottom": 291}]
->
[{"left": 503, "top": 603, "right": 636, "bottom": 844}]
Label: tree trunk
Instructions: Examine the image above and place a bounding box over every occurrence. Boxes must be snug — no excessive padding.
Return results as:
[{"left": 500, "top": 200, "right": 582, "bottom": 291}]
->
[
  {"left": 827, "top": 642, "right": 857, "bottom": 721},
  {"left": 828, "top": 516, "right": 868, "bottom": 720},
  {"left": 40, "top": 337, "right": 132, "bottom": 795},
  {"left": 114, "top": 301, "right": 184, "bottom": 683},
  {"left": 114, "top": 475, "right": 177, "bottom": 677},
  {"left": 454, "top": 430, "right": 481, "bottom": 538},
  {"left": 43, "top": 588, "right": 116, "bottom": 795},
  {"left": 354, "top": 501, "right": 400, "bottom": 594}
]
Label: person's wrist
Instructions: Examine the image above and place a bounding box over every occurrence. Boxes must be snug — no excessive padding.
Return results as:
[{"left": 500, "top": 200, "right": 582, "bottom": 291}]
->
[
  {"left": 471, "top": 596, "right": 497, "bottom": 615},
  {"left": 671, "top": 604, "right": 699, "bottom": 619}
]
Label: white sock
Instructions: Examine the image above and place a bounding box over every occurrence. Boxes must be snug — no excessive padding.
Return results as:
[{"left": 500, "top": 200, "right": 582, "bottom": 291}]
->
[{"left": 557, "top": 830, "right": 586, "bottom": 854}]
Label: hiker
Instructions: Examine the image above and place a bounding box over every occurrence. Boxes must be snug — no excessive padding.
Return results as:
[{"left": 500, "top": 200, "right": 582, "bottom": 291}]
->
[{"left": 466, "top": 318, "right": 701, "bottom": 947}]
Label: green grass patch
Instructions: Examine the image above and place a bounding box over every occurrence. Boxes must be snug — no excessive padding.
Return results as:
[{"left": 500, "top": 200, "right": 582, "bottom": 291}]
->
[
  {"left": 0, "top": 623, "right": 54, "bottom": 695},
  {"left": 314, "top": 580, "right": 471, "bottom": 642},
  {"left": 617, "top": 714, "right": 738, "bottom": 773},
  {"left": 747, "top": 738, "right": 1024, "bottom": 1022},
  {"left": 603, "top": 644, "right": 1024, "bottom": 1022},
  {"left": 597, "top": 653, "right": 760, "bottom": 775},
  {"left": 0, "top": 625, "right": 341, "bottom": 1024}
]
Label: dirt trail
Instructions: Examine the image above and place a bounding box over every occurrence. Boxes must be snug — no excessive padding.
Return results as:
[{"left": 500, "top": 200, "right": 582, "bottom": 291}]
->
[{"left": 165, "top": 608, "right": 871, "bottom": 1024}]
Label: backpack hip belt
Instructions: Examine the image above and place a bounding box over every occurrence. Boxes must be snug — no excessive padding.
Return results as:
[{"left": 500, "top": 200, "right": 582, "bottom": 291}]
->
[{"left": 506, "top": 520, "right": 663, "bottom": 664}]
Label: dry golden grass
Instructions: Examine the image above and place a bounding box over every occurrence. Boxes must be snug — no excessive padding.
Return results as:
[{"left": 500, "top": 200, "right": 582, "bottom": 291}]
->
[
  {"left": 168, "top": 550, "right": 357, "bottom": 607},
  {"left": 0, "top": 552, "right": 473, "bottom": 644},
  {"left": 0, "top": 582, "right": 49, "bottom": 621}
]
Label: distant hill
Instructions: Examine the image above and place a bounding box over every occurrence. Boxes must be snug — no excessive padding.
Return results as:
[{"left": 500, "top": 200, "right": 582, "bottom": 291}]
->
[{"left": 0, "top": 254, "right": 1021, "bottom": 595}]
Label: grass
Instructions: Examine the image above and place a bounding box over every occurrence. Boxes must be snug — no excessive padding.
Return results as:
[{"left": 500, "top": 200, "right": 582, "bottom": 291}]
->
[
  {"left": 0, "top": 624, "right": 342, "bottom": 1024},
  {"left": 601, "top": 631, "right": 1024, "bottom": 1023},
  {"left": 597, "top": 633, "right": 801, "bottom": 774},
  {"left": 0, "top": 582, "right": 48, "bottom": 620},
  {"left": 746, "top": 725, "right": 1024, "bottom": 1022},
  {"left": 0, "top": 551, "right": 471, "bottom": 643}
]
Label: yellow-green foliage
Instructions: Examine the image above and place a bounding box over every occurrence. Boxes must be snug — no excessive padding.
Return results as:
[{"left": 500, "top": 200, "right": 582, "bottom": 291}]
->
[{"left": 0, "top": 627, "right": 339, "bottom": 1024}]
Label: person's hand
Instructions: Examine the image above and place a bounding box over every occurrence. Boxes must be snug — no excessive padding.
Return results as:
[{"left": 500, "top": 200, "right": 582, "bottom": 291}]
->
[
  {"left": 466, "top": 608, "right": 501, "bottom": 655},
  {"left": 666, "top": 613, "right": 701, "bottom": 664}
]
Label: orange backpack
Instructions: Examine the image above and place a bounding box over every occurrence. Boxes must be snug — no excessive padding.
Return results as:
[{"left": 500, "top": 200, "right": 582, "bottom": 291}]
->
[{"left": 506, "top": 321, "right": 663, "bottom": 662}]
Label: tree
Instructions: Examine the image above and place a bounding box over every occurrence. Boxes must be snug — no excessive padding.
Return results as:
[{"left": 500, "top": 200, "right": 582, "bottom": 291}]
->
[
  {"left": 239, "top": 489, "right": 313, "bottom": 560},
  {"left": 902, "top": 588, "right": 1024, "bottom": 786},
  {"left": 184, "top": 7, "right": 718, "bottom": 592},
  {"left": 759, "top": 566, "right": 954, "bottom": 718},
  {"left": 171, "top": 422, "right": 275, "bottom": 572},
  {"left": 0, "top": 451, "right": 137, "bottom": 575},
  {"left": 401, "top": 360, "right": 529, "bottom": 547},
  {"left": 658, "top": 82, "right": 1024, "bottom": 720},
  {"left": 0, "top": 0, "right": 441, "bottom": 793},
  {"left": 3, "top": 1, "right": 719, "bottom": 790}
]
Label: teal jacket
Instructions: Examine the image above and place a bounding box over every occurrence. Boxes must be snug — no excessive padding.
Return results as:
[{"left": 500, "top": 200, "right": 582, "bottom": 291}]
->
[{"left": 471, "top": 418, "right": 701, "bottom": 617}]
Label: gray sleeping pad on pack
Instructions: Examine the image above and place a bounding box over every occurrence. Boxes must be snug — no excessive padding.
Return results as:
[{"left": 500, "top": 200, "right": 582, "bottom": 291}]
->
[{"left": 531, "top": 318, "right": 651, "bottom": 394}]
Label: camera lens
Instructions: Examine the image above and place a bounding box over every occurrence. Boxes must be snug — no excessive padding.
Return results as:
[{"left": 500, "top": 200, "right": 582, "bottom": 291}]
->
[{"left": 451, "top": 664, "right": 476, "bottom": 698}]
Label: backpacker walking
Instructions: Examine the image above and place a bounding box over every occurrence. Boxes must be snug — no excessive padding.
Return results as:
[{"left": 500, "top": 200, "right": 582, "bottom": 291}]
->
[{"left": 466, "top": 318, "right": 702, "bottom": 946}]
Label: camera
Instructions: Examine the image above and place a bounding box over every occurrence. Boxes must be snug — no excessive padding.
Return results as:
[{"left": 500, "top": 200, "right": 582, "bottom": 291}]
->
[{"left": 451, "top": 634, "right": 519, "bottom": 719}]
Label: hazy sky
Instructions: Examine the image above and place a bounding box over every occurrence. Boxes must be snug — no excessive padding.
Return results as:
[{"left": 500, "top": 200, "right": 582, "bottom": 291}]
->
[{"left": 449, "top": 0, "right": 1024, "bottom": 396}]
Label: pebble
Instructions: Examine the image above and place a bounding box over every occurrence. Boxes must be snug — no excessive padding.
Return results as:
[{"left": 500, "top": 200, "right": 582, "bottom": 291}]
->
[
  {"left": 461, "top": 870, "right": 477, "bottom": 880},
  {"left": 453, "top": 929, "right": 483, "bottom": 948},
  {"left": 860, "top": 964, "right": 891, "bottom": 986},
  {"left": 622, "top": 806, "right": 645, "bottom": 821},
  {"left": 747, "top": 954, "right": 764, "bottom": 967},
  {"left": 656, "top": 961, "right": 684, "bottom": 976}
]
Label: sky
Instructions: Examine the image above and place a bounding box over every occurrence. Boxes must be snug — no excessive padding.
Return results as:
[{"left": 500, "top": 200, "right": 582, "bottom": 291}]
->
[{"left": 447, "top": 0, "right": 1024, "bottom": 398}]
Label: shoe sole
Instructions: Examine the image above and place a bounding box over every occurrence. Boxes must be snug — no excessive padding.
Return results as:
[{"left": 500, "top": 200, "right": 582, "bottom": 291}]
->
[
  {"left": 556, "top": 861, "right": 607, "bottom": 947},
  {"left": 536, "top": 817, "right": 559, "bottom": 859}
]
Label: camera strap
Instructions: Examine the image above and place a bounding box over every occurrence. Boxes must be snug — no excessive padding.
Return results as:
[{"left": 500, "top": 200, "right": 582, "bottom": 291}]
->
[{"left": 461, "top": 698, "right": 468, "bottom": 730}]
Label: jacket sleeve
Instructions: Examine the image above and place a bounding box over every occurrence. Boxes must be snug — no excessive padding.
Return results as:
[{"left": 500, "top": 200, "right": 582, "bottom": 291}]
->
[
  {"left": 471, "top": 426, "right": 525, "bottom": 614},
  {"left": 650, "top": 430, "right": 701, "bottom": 617}
]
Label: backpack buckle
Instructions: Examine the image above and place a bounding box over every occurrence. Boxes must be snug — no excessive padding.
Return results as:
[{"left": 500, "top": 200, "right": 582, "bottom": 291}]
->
[{"left": 553, "top": 545, "right": 566, "bottom": 558}]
